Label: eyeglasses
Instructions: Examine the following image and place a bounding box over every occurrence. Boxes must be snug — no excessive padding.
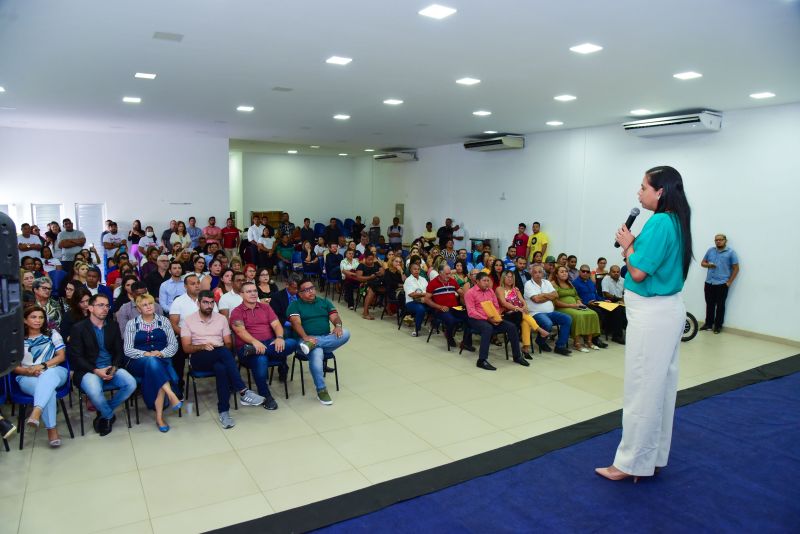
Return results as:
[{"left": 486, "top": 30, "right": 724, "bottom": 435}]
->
[
  {"left": 580, "top": 270, "right": 590, "bottom": 273},
  {"left": 299, "top": 287, "right": 315, "bottom": 293}
]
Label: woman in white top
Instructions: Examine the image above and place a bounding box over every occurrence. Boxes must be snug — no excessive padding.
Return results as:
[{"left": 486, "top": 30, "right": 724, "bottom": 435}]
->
[
  {"left": 15, "top": 306, "right": 69, "bottom": 447},
  {"left": 402, "top": 263, "right": 429, "bottom": 336},
  {"left": 138, "top": 226, "right": 158, "bottom": 251},
  {"left": 41, "top": 246, "right": 62, "bottom": 273},
  {"left": 340, "top": 248, "right": 360, "bottom": 310},
  {"left": 257, "top": 226, "right": 276, "bottom": 269}
]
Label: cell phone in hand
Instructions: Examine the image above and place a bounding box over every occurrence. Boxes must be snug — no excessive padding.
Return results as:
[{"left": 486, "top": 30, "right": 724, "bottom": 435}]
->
[{"left": 105, "top": 367, "right": 114, "bottom": 376}]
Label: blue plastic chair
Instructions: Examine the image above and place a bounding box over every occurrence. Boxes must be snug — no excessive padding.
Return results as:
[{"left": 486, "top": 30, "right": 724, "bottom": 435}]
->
[
  {"left": 8, "top": 362, "right": 75, "bottom": 449},
  {"left": 291, "top": 251, "right": 303, "bottom": 273},
  {"left": 324, "top": 268, "right": 342, "bottom": 301},
  {"left": 290, "top": 349, "right": 339, "bottom": 396},
  {"left": 1, "top": 378, "right": 9, "bottom": 452},
  {"left": 313, "top": 223, "right": 326, "bottom": 238},
  {"left": 48, "top": 269, "right": 68, "bottom": 297}
]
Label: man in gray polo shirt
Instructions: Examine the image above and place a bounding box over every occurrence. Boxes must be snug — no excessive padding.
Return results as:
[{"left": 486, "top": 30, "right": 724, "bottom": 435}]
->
[{"left": 56, "top": 218, "right": 86, "bottom": 274}]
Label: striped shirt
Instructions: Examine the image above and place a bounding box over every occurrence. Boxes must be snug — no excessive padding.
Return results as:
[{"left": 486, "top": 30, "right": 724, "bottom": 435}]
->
[{"left": 123, "top": 315, "right": 178, "bottom": 359}]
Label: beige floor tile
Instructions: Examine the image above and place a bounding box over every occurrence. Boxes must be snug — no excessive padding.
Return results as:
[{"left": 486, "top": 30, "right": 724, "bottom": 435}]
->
[
  {"left": 561, "top": 371, "right": 625, "bottom": 401},
  {"left": 382, "top": 358, "right": 465, "bottom": 382},
  {"left": 18, "top": 471, "right": 148, "bottom": 534},
  {"left": 358, "top": 449, "right": 452, "bottom": 484},
  {"left": 396, "top": 405, "right": 499, "bottom": 447},
  {"left": 0, "top": 445, "right": 33, "bottom": 497},
  {"left": 534, "top": 358, "right": 604, "bottom": 380},
  {"left": 26, "top": 429, "right": 137, "bottom": 493},
  {"left": 340, "top": 365, "right": 415, "bottom": 395},
  {"left": 150, "top": 493, "right": 273, "bottom": 534},
  {"left": 0, "top": 492, "right": 25, "bottom": 534},
  {"left": 291, "top": 391, "right": 388, "bottom": 433},
  {"left": 264, "top": 468, "right": 371, "bottom": 512},
  {"left": 95, "top": 520, "right": 154, "bottom": 534},
  {"left": 439, "top": 431, "right": 518, "bottom": 461},
  {"left": 515, "top": 382, "right": 608, "bottom": 414},
  {"left": 562, "top": 400, "right": 622, "bottom": 423},
  {"left": 129, "top": 418, "right": 232, "bottom": 470},
  {"left": 220, "top": 404, "right": 317, "bottom": 450},
  {"left": 321, "top": 419, "right": 432, "bottom": 467},
  {"left": 238, "top": 434, "right": 353, "bottom": 492},
  {"left": 472, "top": 367, "right": 555, "bottom": 390},
  {"left": 417, "top": 374, "right": 505, "bottom": 404},
  {"left": 506, "top": 415, "right": 576, "bottom": 440},
  {"left": 139, "top": 451, "right": 259, "bottom": 518},
  {"left": 356, "top": 383, "right": 452, "bottom": 417},
  {"left": 460, "top": 392, "right": 560, "bottom": 429}
]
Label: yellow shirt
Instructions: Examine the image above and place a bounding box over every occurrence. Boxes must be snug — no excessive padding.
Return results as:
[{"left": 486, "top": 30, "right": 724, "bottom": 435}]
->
[{"left": 527, "top": 232, "right": 549, "bottom": 259}]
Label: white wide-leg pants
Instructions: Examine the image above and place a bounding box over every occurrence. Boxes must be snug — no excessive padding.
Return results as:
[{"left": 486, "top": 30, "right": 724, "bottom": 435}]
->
[{"left": 613, "top": 290, "right": 685, "bottom": 476}]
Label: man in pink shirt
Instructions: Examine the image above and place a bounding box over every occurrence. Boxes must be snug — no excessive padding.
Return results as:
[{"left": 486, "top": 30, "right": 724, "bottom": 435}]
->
[
  {"left": 181, "top": 290, "right": 265, "bottom": 429},
  {"left": 203, "top": 216, "right": 222, "bottom": 245},
  {"left": 464, "top": 272, "right": 526, "bottom": 370},
  {"left": 229, "top": 282, "right": 298, "bottom": 410}
]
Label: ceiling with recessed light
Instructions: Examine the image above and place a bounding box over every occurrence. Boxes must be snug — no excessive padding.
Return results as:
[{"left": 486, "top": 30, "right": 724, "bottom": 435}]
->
[{"left": 0, "top": 0, "right": 798, "bottom": 153}]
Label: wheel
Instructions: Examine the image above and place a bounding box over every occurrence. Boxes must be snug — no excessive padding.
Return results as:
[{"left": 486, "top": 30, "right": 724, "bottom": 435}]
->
[{"left": 681, "top": 312, "right": 698, "bottom": 342}]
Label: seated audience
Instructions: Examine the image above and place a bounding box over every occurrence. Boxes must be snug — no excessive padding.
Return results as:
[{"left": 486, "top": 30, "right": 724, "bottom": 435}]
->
[
  {"left": 256, "top": 267, "right": 278, "bottom": 301},
  {"left": 513, "top": 256, "right": 530, "bottom": 293},
  {"left": 21, "top": 269, "right": 35, "bottom": 304},
  {"left": 351, "top": 215, "right": 365, "bottom": 241},
  {"left": 551, "top": 265, "right": 601, "bottom": 352},
  {"left": 382, "top": 255, "right": 406, "bottom": 315},
  {"left": 70, "top": 294, "right": 137, "bottom": 436},
  {"left": 275, "top": 234, "right": 294, "bottom": 278},
  {"left": 593, "top": 257, "right": 608, "bottom": 286},
  {"left": 529, "top": 251, "right": 544, "bottom": 273},
  {"left": 85, "top": 267, "right": 113, "bottom": 304},
  {"left": 523, "top": 265, "right": 573, "bottom": 355},
  {"left": 288, "top": 278, "right": 350, "bottom": 406},
  {"left": 213, "top": 268, "right": 235, "bottom": 302},
  {"left": 16, "top": 306, "right": 69, "bottom": 447},
  {"left": 543, "top": 255, "right": 556, "bottom": 278},
  {"left": 247, "top": 215, "right": 265, "bottom": 264},
  {"left": 402, "top": 263, "right": 429, "bottom": 336},
  {"left": 496, "top": 270, "right": 549, "bottom": 359},
  {"left": 301, "top": 240, "right": 320, "bottom": 274},
  {"left": 145, "top": 255, "right": 170, "bottom": 300},
  {"left": 218, "top": 271, "right": 245, "bottom": 317},
  {"left": 139, "top": 247, "right": 161, "bottom": 279},
  {"left": 324, "top": 243, "right": 343, "bottom": 282},
  {"left": 203, "top": 258, "right": 224, "bottom": 290},
  {"left": 367, "top": 216, "right": 381, "bottom": 245},
  {"left": 340, "top": 249, "right": 360, "bottom": 310},
  {"left": 116, "top": 281, "right": 163, "bottom": 335},
  {"left": 424, "top": 265, "right": 474, "bottom": 350},
  {"left": 489, "top": 259, "right": 504, "bottom": 289},
  {"left": 441, "top": 239, "right": 457, "bottom": 268},
  {"left": 41, "top": 246, "right": 62, "bottom": 273},
  {"left": 123, "top": 294, "right": 181, "bottom": 432},
  {"left": 271, "top": 274, "right": 300, "bottom": 327},
  {"left": 168, "top": 273, "right": 208, "bottom": 380},
  {"left": 60, "top": 287, "right": 91, "bottom": 342},
  {"left": 324, "top": 218, "right": 343, "bottom": 247},
  {"left": 158, "top": 261, "right": 186, "bottom": 313},
  {"left": 574, "top": 264, "right": 623, "bottom": 346},
  {"left": 601, "top": 264, "right": 625, "bottom": 302},
  {"left": 452, "top": 259, "right": 471, "bottom": 290},
  {"left": 503, "top": 246, "right": 517, "bottom": 271},
  {"left": 181, "top": 290, "right": 266, "bottom": 428},
  {"left": 567, "top": 255, "right": 579, "bottom": 281},
  {"left": 464, "top": 272, "right": 527, "bottom": 370},
  {"left": 355, "top": 252, "right": 384, "bottom": 320},
  {"left": 230, "top": 281, "right": 298, "bottom": 409},
  {"left": 355, "top": 234, "right": 370, "bottom": 257},
  {"left": 31, "top": 277, "right": 62, "bottom": 332}
]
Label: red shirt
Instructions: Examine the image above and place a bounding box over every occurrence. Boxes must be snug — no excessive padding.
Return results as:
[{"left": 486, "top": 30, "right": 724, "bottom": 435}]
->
[
  {"left": 228, "top": 301, "right": 279, "bottom": 349},
  {"left": 203, "top": 225, "right": 222, "bottom": 244},
  {"left": 513, "top": 232, "right": 528, "bottom": 258},
  {"left": 426, "top": 276, "right": 460, "bottom": 308},
  {"left": 220, "top": 227, "right": 240, "bottom": 249}
]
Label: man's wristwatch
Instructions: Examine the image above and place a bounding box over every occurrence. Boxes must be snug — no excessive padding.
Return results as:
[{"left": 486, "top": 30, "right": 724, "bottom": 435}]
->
[{"left": 276, "top": 335, "right": 284, "bottom": 339}]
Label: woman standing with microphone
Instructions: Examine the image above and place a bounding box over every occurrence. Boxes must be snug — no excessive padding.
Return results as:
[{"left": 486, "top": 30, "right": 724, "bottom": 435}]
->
[{"left": 596, "top": 165, "right": 693, "bottom": 482}]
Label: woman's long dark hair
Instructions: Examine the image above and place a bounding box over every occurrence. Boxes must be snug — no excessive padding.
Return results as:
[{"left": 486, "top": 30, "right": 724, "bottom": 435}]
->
[
  {"left": 24, "top": 305, "right": 50, "bottom": 337},
  {"left": 646, "top": 165, "right": 693, "bottom": 280}
]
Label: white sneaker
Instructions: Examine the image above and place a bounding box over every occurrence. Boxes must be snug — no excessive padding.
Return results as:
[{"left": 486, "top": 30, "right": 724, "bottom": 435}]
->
[
  {"left": 411, "top": 331, "right": 418, "bottom": 337},
  {"left": 578, "top": 347, "right": 590, "bottom": 353}
]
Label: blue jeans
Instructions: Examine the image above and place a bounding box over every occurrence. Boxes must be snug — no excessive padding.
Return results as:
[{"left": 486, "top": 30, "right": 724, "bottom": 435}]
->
[
  {"left": 277, "top": 258, "right": 291, "bottom": 278},
  {"left": 307, "top": 329, "right": 350, "bottom": 391},
  {"left": 239, "top": 338, "right": 298, "bottom": 398},
  {"left": 434, "top": 308, "right": 472, "bottom": 345},
  {"left": 405, "top": 301, "right": 428, "bottom": 333},
  {"left": 190, "top": 347, "right": 246, "bottom": 413},
  {"left": 532, "top": 311, "right": 572, "bottom": 348},
  {"left": 80, "top": 369, "right": 137, "bottom": 420},
  {"left": 16, "top": 366, "right": 68, "bottom": 429}
]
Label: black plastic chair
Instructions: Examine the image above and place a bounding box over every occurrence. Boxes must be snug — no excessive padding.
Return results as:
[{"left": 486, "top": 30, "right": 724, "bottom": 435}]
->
[
  {"left": 290, "top": 349, "right": 339, "bottom": 396},
  {"left": 1, "top": 378, "right": 10, "bottom": 452},
  {"left": 78, "top": 382, "right": 132, "bottom": 436},
  {"left": 185, "top": 363, "right": 239, "bottom": 417}
]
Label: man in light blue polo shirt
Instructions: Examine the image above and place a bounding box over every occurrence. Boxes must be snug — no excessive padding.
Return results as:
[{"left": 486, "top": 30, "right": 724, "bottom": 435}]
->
[{"left": 700, "top": 234, "right": 739, "bottom": 334}]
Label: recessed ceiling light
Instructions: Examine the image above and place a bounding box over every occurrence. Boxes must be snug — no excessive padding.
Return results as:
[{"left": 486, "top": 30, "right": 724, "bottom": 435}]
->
[
  {"left": 750, "top": 92, "right": 776, "bottom": 99},
  {"left": 0, "top": 86, "right": 5, "bottom": 93},
  {"left": 546, "top": 121, "right": 564, "bottom": 126},
  {"left": 326, "top": 56, "right": 352, "bottom": 65},
  {"left": 472, "top": 110, "right": 492, "bottom": 116},
  {"left": 483, "top": 130, "right": 498, "bottom": 134},
  {"left": 0, "top": 106, "right": 17, "bottom": 111},
  {"left": 456, "top": 77, "right": 481, "bottom": 86},
  {"left": 287, "top": 150, "right": 298, "bottom": 154},
  {"left": 673, "top": 71, "right": 702, "bottom": 80},
  {"left": 554, "top": 94, "right": 577, "bottom": 102},
  {"left": 569, "top": 43, "right": 603, "bottom": 54},
  {"left": 236, "top": 105, "right": 254, "bottom": 112},
  {"left": 364, "top": 149, "right": 375, "bottom": 152},
  {"left": 310, "top": 145, "right": 320, "bottom": 149},
  {"left": 122, "top": 96, "right": 141, "bottom": 104},
  {"left": 383, "top": 99, "right": 404, "bottom": 105},
  {"left": 338, "top": 153, "right": 348, "bottom": 156},
  {"left": 134, "top": 72, "right": 157, "bottom": 80},
  {"left": 418, "top": 4, "right": 457, "bottom": 19},
  {"left": 630, "top": 109, "right": 652, "bottom": 115},
  {"left": 333, "top": 114, "right": 350, "bottom": 120}
]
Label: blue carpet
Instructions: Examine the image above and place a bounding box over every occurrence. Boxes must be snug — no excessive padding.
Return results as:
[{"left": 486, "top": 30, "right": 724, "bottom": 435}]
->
[{"left": 317, "top": 373, "right": 800, "bottom": 533}]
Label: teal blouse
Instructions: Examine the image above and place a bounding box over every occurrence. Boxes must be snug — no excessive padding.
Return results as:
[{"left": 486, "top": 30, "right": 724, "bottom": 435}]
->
[{"left": 625, "top": 212, "right": 685, "bottom": 297}]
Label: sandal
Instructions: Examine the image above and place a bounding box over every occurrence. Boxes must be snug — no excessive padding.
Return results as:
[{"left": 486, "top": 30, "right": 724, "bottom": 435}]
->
[
  {"left": 362, "top": 314, "right": 374, "bottom": 320},
  {"left": 26, "top": 418, "right": 40, "bottom": 429},
  {"left": 49, "top": 438, "right": 62, "bottom": 448}
]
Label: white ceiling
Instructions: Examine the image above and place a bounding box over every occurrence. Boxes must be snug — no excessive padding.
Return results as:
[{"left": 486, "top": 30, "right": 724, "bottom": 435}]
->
[{"left": 1, "top": 0, "right": 798, "bottom": 154}]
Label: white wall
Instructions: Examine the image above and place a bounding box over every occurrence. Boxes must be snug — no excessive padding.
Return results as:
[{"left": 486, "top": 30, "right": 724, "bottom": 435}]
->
[
  {"left": 229, "top": 151, "right": 244, "bottom": 226},
  {"left": 241, "top": 152, "right": 362, "bottom": 225},
  {"left": 0, "top": 127, "right": 230, "bottom": 238},
  {"left": 358, "top": 103, "right": 800, "bottom": 340}
]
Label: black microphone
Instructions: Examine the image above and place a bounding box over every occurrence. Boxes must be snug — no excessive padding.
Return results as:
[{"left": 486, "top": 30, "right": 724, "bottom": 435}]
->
[{"left": 614, "top": 208, "right": 640, "bottom": 248}]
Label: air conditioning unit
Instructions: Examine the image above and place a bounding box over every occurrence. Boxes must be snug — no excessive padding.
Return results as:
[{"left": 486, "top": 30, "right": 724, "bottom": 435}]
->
[
  {"left": 464, "top": 135, "right": 525, "bottom": 151},
  {"left": 373, "top": 151, "right": 417, "bottom": 162},
  {"left": 623, "top": 111, "right": 722, "bottom": 137}
]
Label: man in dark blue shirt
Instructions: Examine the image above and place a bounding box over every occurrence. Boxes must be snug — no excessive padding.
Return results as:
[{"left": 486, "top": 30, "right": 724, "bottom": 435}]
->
[{"left": 573, "top": 264, "right": 626, "bottom": 346}]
